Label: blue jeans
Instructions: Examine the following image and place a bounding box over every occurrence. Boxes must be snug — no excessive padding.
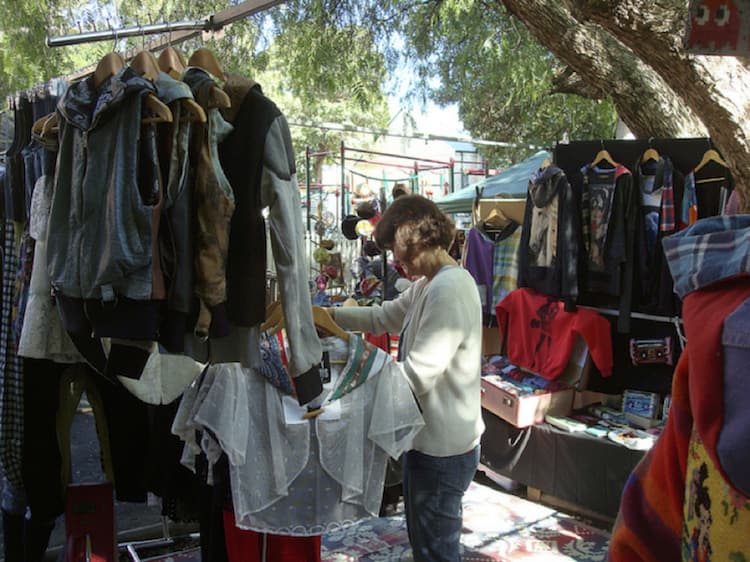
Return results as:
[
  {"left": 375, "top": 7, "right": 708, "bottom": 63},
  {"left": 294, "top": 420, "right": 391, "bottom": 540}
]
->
[{"left": 402, "top": 446, "right": 480, "bottom": 562}]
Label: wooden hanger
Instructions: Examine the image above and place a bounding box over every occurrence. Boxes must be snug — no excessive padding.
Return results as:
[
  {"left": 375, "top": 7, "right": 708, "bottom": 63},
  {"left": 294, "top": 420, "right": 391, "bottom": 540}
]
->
[
  {"left": 483, "top": 207, "right": 509, "bottom": 228},
  {"left": 180, "top": 98, "right": 207, "bottom": 123},
  {"left": 93, "top": 51, "right": 125, "bottom": 90},
  {"left": 129, "top": 50, "right": 160, "bottom": 81},
  {"left": 157, "top": 46, "right": 186, "bottom": 79},
  {"left": 641, "top": 147, "right": 660, "bottom": 164},
  {"left": 206, "top": 87, "right": 231, "bottom": 109},
  {"left": 260, "top": 301, "right": 284, "bottom": 334},
  {"left": 142, "top": 95, "right": 173, "bottom": 124},
  {"left": 188, "top": 47, "right": 226, "bottom": 81},
  {"left": 591, "top": 147, "right": 617, "bottom": 169},
  {"left": 187, "top": 47, "right": 231, "bottom": 109},
  {"left": 150, "top": 49, "right": 205, "bottom": 123},
  {"left": 694, "top": 148, "right": 727, "bottom": 173},
  {"left": 312, "top": 306, "right": 350, "bottom": 342},
  {"left": 42, "top": 113, "right": 59, "bottom": 136},
  {"left": 260, "top": 302, "right": 349, "bottom": 341},
  {"left": 32, "top": 112, "right": 57, "bottom": 138},
  {"left": 540, "top": 157, "right": 552, "bottom": 169},
  {"left": 127, "top": 51, "right": 174, "bottom": 124}
]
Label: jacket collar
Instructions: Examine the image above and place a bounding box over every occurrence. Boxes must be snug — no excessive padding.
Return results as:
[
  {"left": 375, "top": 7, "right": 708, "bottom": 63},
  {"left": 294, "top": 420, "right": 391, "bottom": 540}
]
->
[
  {"left": 57, "top": 67, "right": 155, "bottom": 131},
  {"left": 633, "top": 156, "right": 672, "bottom": 194},
  {"left": 155, "top": 71, "right": 193, "bottom": 105},
  {"left": 221, "top": 73, "right": 260, "bottom": 124}
]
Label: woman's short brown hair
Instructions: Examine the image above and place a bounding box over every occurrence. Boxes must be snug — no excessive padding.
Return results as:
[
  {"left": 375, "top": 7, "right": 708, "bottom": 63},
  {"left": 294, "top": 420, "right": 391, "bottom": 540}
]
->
[{"left": 374, "top": 195, "right": 455, "bottom": 263}]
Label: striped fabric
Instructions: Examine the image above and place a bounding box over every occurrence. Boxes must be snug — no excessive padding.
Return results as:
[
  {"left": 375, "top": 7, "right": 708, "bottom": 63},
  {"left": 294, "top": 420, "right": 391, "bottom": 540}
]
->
[
  {"left": 659, "top": 167, "right": 675, "bottom": 233},
  {"left": 326, "top": 338, "right": 386, "bottom": 403},
  {"left": 681, "top": 172, "right": 698, "bottom": 226},
  {"left": 611, "top": 217, "right": 750, "bottom": 561}
]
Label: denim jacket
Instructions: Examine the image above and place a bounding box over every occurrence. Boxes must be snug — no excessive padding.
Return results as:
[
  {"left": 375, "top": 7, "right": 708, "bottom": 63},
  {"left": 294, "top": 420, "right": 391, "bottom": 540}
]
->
[{"left": 47, "top": 67, "right": 159, "bottom": 301}]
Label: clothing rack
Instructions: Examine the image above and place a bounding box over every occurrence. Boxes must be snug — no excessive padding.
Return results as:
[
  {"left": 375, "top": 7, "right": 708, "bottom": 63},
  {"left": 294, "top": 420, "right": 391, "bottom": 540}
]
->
[{"left": 24, "top": 3, "right": 283, "bottom": 559}]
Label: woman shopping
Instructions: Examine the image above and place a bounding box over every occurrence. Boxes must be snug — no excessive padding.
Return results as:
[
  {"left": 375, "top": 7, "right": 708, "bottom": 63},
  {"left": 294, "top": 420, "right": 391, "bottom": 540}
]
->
[{"left": 331, "top": 194, "right": 484, "bottom": 562}]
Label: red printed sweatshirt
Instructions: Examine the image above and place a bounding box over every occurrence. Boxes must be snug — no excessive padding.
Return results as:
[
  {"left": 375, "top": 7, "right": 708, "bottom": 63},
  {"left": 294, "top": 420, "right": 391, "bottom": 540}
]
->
[{"left": 495, "top": 287, "right": 613, "bottom": 380}]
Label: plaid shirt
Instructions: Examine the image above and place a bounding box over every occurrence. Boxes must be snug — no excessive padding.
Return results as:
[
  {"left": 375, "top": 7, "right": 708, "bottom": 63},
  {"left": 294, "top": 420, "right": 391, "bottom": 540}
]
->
[
  {"left": 664, "top": 215, "right": 750, "bottom": 299},
  {"left": 0, "top": 220, "right": 25, "bottom": 490},
  {"left": 492, "top": 225, "right": 522, "bottom": 308}
]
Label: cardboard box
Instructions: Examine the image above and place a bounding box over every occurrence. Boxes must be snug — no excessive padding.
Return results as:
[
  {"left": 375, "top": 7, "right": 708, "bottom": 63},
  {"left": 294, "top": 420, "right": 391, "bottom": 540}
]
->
[
  {"left": 481, "top": 374, "right": 574, "bottom": 428},
  {"left": 482, "top": 326, "right": 503, "bottom": 356}
]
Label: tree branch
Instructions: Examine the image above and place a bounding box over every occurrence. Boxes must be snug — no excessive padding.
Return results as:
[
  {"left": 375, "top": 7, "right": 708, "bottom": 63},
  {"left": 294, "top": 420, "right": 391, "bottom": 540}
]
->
[
  {"left": 495, "top": 0, "right": 706, "bottom": 139},
  {"left": 566, "top": 0, "right": 750, "bottom": 210},
  {"left": 551, "top": 66, "right": 603, "bottom": 98}
]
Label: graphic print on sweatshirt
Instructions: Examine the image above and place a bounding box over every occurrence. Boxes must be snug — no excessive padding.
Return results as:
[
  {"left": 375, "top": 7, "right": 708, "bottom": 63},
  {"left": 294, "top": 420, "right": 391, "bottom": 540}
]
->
[
  {"left": 528, "top": 197, "right": 558, "bottom": 268},
  {"left": 582, "top": 166, "right": 617, "bottom": 272}
]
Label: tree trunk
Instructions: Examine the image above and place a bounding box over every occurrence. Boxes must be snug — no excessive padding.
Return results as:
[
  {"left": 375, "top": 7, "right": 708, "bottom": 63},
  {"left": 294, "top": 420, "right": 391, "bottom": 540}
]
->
[
  {"left": 567, "top": 0, "right": 750, "bottom": 210},
  {"left": 551, "top": 66, "right": 602, "bottom": 99},
  {"left": 495, "top": 0, "right": 706, "bottom": 140}
]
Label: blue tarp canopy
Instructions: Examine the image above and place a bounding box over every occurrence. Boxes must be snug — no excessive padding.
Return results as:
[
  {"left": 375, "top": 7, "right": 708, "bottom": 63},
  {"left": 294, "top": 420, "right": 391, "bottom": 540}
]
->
[{"left": 434, "top": 150, "right": 551, "bottom": 214}]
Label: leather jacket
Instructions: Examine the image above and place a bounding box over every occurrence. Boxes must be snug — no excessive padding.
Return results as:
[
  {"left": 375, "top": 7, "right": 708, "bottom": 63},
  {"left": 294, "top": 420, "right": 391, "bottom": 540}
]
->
[
  {"left": 48, "top": 67, "right": 166, "bottom": 380},
  {"left": 182, "top": 67, "right": 236, "bottom": 340}
]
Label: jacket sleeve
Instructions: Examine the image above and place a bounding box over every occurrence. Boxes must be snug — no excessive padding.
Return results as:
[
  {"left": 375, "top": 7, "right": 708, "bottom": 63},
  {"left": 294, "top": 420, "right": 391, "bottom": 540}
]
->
[
  {"left": 559, "top": 173, "right": 579, "bottom": 310},
  {"left": 609, "top": 350, "right": 690, "bottom": 561},
  {"left": 260, "top": 114, "right": 322, "bottom": 400},
  {"left": 617, "top": 170, "right": 637, "bottom": 333},
  {"left": 516, "top": 188, "right": 533, "bottom": 290}
]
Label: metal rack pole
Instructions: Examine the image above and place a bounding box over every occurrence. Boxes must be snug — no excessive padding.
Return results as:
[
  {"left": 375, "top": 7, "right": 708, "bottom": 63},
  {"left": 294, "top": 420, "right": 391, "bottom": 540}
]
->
[
  {"left": 47, "top": 20, "right": 208, "bottom": 48},
  {"left": 46, "top": 0, "right": 284, "bottom": 48}
]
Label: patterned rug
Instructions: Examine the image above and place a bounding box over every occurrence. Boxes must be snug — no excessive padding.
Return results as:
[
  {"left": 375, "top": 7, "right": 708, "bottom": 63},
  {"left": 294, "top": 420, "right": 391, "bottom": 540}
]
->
[
  {"left": 138, "top": 481, "right": 610, "bottom": 561},
  {"left": 321, "top": 480, "right": 611, "bottom": 561}
]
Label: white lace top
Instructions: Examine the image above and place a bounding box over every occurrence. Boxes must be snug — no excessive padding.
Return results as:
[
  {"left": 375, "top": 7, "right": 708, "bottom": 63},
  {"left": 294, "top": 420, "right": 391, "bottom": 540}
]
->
[{"left": 172, "top": 334, "right": 424, "bottom": 535}]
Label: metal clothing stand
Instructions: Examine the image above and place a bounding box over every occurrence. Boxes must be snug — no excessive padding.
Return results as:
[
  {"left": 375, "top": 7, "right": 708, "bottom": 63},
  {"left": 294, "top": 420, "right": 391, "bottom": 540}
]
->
[
  {"left": 123, "top": 524, "right": 201, "bottom": 562},
  {"left": 304, "top": 141, "right": 456, "bottom": 300},
  {"left": 48, "top": 19, "right": 213, "bottom": 48},
  {"left": 579, "top": 305, "right": 686, "bottom": 350},
  {"left": 40, "top": 3, "right": 282, "bottom": 561},
  {"left": 336, "top": 142, "right": 455, "bottom": 223}
]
